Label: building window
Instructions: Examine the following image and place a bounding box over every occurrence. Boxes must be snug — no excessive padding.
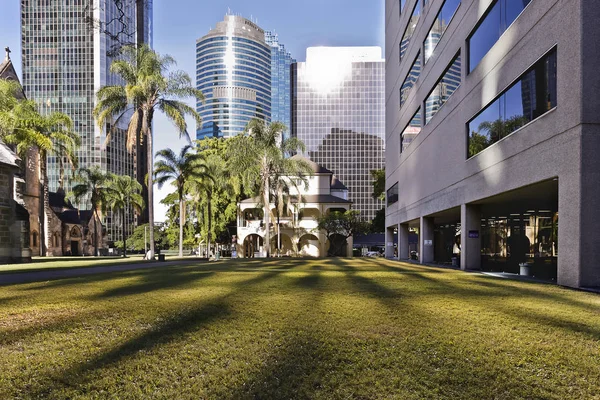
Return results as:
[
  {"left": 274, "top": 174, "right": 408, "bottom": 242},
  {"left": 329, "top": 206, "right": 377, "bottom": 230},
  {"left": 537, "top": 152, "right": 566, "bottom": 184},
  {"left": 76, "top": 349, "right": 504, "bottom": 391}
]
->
[
  {"left": 400, "top": 52, "right": 421, "bottom": 108},
  {"left": 31, "top": 231, "right": 38, "bottom": 247},
  {"left": 401, "top": 109, "right": 422, "bottom": 153},
  {"left": 467, "top": 0, "right": 533, "bottom": 72},
  {"left": 387, "top": 182, "right": 399, "bottom": 206},
  {"left": 424, "top": 0, "right": 461, "bottom": 63},
  {"left": 399, "top": 1, "right": 421, "bottom": 63},
  {"left": 467, "top": 48, "right": 557, "bottom": 158},
  {"left": 425, "top": 52, "right": 462, "bottom": 124}
]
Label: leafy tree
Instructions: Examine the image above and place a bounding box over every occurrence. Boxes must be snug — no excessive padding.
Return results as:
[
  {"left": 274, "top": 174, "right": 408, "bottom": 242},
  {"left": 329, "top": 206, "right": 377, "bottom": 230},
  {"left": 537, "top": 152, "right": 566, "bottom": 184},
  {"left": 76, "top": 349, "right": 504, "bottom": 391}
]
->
[
  {"left": 370, "top": 169, "right": 386, "bottom": 201},
  {"left": 93, "top": 44, "right": 204, "bottom": 260},
  {"left": 105, "top": 174, "right": 145, "bottom": 257},
  {"left": 70, "top": 167, "right": 110, "bottom": 256},
  {"left": 468, "top": 131, "right": 490, "bottom": 158},
  {"left": 154, "top": 145, "right": 211, "bottom": 257},
  {"left": 1, "top": 81, "right": 80, "bottom": 255},
  {"left": 371, "top": 207, "right": 386, "bottom": 234},
  {"left": 471, "top": 115, "right": 529, "bottom": 157},
  {"left": 317, "top": 210, "right": 370, "bottom": 257},
  {"left": 115, "top": 223, "right": 167, "bottom": 252},
  {"left": 228, "top": 119, "right": 310, "bottom": 257}
]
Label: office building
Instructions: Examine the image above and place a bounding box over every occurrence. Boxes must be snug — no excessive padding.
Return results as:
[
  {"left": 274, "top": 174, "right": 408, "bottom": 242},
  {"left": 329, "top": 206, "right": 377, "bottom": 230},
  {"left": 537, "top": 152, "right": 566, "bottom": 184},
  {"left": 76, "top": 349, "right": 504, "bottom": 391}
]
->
[
  {"left": 384, "top": 0, "right": 600, "bottom": 288},
  {"left": 265, "top": 31, "right": 295, "bottom": 138},
  {"left": 291, "top": 47, "right": 385, "bottom": 221},
  {"left": 21, "top": 0, "right": 153, "bottom": 241},
  {"left": 196, "top": 14, "right": 271, "bottom": 139}
]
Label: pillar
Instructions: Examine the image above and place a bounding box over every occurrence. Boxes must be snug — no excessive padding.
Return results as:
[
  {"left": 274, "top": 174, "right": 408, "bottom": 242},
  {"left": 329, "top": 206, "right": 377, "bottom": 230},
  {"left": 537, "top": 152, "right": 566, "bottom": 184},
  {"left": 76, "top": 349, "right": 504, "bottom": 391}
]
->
[
  {"left": 420, "top": 216, "right": 434, "bottom": 264},
  {"left": 460, "top": 204, "right": 481, "bottom": 271},
  {"left": 398, "top": 223, "right": 409, "bottom": 260},
  {"left": 385, "top": 226, "right": 395, "bottom": 258}
]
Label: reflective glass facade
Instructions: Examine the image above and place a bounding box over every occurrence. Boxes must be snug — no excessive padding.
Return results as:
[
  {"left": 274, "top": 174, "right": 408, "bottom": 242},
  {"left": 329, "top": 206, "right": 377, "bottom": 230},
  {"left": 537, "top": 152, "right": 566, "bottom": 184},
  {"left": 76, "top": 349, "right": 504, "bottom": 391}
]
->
[
  {"left": 387, "top": 182, "right": 399, "bottom": 206},
  {"left": 424, "top": 0, "right": 461, "bottom": 63},
  {"left": 400, "top": 52, "right": 421, "bottom": 108},
  {"left": 399, "top": 1, "right": 421, "bottom": 62},
  {"left": 424, "top": 53, "right": 461, "bottom": 124},
  {"left": 265, "top": 31, "right": 295, "bottom": 139},
  {"left": 468, "top": 0, "right": 533, "bottom": 72},
  {"left": 401, "top": 108, "right": 422, "bottom": 152},
  {"left": 21, "top": 0, "right": 152, "bottom": 240},
  {"left": 196, "top": 15, "right": 271, "bottom": 139},
  {"left": 292, "top": 48, "right": 385, "bottom": 220},
  {"left": 468, "top": 48, "right": 557, "bottom": 158}
]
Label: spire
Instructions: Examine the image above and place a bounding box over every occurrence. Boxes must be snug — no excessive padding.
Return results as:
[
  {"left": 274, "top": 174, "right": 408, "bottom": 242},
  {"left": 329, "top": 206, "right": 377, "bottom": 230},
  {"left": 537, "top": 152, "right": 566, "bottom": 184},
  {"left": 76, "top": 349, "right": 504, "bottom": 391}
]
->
[{"left": 4, "top": 47, "right": 11, "bottom": 61}]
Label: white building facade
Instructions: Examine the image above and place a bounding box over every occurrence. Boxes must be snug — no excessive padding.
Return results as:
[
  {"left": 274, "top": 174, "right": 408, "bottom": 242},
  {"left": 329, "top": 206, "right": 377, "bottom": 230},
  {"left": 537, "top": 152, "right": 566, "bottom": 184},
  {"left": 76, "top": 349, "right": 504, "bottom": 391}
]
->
[{"left": 236, "top": 157, "right": 352, "bottom": 258}]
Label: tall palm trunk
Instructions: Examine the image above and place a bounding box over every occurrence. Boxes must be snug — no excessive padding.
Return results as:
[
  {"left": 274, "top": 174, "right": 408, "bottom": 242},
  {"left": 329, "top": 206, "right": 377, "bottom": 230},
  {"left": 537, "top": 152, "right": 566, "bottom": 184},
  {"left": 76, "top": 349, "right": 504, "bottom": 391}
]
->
[
  {"left": 146, "top": 122, "right": 155, "bottom": 259},
  {"left": 262, "top": 175, "right": 270, "bottom": 258},
  {"left": 122, "top": 210, "right": 127, "bottom": 257},
  {"left": 178, "top": 198, "right": 184, "bottom": 257},
  {"left": 40, "top": 152, "right": 49, "bottom": 257},
  {"left": 93, "top": 208, "right": 99, "bottom": 256},
  {"left": 277, "top": 214, "right": 281, "bottom": 257},
  {"left": 207, "top": 197, "right": 212, "bottom": 259}
]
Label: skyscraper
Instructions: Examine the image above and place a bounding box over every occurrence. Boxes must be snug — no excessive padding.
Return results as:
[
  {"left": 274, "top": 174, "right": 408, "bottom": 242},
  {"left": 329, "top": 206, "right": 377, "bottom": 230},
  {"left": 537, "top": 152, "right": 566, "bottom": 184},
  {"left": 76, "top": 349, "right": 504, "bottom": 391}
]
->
[
  {"left": 196, "top": 14, "right": 271, "bottom": 139},
  {"left": 21, "top": 0, "right": 153, "bottom": 240},
  {"left": 291, "top": 47, "right": 385, "bottom": 221},
  {"left": 265, "top": 31, "right": 295, "bottom": 138}
]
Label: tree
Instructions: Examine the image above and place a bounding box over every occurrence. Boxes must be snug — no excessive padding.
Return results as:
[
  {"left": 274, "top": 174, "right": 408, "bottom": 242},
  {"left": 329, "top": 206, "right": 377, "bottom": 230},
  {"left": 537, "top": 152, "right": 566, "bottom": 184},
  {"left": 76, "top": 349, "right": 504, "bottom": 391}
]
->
[
  {"left": 154, "top": 145, "right": 211, "bottom": 257},
  {"left": 105, "top": 174, "right": 145, "bottom": 257},
  {"left": 371, "top": 207, "right": 386, "bottom": 234},
  {"left": 370, "top": 169, "right": 386, "bottom": 201},
  {"left": 317, "top": 210, "right": 370, "bottom": 257},
  {"left": 94, "top": 44, "right": 204, "bottom": 260},
  {"left": 115, "top": 223, "right": 167, "bottom": 252},
  {"left": 228, "top": 119, "right": 311, "bottom": 257},
  {"left": 1, "top": 85, "right": 80, "bottom": 255},
  {"left": 70, "top": 167, "right": 110, "bottom": 256}
]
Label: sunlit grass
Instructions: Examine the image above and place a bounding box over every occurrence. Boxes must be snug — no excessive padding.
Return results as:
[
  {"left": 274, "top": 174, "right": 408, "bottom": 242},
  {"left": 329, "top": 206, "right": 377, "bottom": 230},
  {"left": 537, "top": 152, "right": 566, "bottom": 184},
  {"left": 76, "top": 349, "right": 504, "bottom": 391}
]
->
[{"left": 0, "top": 258, "right": 598, "bottom": 399}]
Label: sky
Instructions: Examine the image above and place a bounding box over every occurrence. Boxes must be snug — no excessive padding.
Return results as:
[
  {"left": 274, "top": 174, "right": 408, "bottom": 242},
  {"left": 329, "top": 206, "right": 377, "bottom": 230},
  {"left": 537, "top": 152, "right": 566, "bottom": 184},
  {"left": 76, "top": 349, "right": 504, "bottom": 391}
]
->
[{"left": 0, "top": 0, "right": 385, "bottom": 221}]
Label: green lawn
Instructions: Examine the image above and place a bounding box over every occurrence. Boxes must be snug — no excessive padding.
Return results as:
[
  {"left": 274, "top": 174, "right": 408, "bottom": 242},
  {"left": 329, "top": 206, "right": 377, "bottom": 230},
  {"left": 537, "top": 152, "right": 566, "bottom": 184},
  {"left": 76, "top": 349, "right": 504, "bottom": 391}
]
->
[
  {"left": 0, "top": 258, "right": 598, "bottom": 399},
  {"left": 0, "top": 254, "right": 197, "bottom": 274}
]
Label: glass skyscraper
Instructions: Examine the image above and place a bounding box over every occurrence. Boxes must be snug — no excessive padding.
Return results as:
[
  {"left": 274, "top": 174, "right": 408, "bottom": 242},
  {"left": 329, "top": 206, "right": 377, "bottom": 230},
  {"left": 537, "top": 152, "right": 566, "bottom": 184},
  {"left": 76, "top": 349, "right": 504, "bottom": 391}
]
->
[
  {"left": 196, "top": 14, "right": 271, "bottom": 139},
  {"left": 291, "top": 47, "right": 385, "bottom": 220},
  {"left": 21, "top": 0, "right": 152, "bottom": 239},
  {"left": 265, "top": 31, "right": 295, "bottom": 138}
]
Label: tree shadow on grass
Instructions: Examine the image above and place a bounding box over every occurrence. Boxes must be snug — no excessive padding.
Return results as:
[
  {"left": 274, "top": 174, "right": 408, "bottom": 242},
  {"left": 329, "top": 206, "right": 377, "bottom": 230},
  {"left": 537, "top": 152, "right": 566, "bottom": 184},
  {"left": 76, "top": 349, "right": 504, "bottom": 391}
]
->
[
  {"left": 28, "top": 271, "right": 283, "bottom": 398},
  {"left": 294, "top": 272, "right": 322, "bottom": 289},
  {"left": 90, "top": 270, "right": 216, "bottom": 299}
]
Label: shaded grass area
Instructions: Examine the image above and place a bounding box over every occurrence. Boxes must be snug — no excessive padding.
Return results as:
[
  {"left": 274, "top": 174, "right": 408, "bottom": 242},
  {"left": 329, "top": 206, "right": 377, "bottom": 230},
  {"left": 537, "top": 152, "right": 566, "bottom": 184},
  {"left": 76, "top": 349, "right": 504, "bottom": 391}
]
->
[
  {"left": 0, "top": 258, "right": 599, "bottom": 399},
  {"left": 0, "top": 255, "right": 202, "bottom": 274}
]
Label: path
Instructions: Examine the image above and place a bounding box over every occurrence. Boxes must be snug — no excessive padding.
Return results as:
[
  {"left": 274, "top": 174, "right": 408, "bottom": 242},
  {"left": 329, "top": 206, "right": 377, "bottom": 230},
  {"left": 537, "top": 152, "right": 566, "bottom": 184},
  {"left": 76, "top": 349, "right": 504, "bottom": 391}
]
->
[{"left": 0, "top": 259, "right": 208, "bottom": 285}]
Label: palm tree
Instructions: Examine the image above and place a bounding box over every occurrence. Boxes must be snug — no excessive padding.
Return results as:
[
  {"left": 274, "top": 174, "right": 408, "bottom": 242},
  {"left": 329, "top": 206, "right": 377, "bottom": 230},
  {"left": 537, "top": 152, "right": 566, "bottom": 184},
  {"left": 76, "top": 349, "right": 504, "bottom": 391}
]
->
[
  {"left": 105, "top": 174, "right": 145, "bottom": 257},
  {"left": 93, "top": 44, "right": 204, "bottom": 260},
  {"left": 228, "top": 119, "right": 311, "bottom": 258},
  {"left": 71, "top": 167, "right": 109, "bottom": 256},
  {"left": 189, "top": 151, "right": 235, "bottom": 259},
  {"left": 154, "top": 145, "right": 212, "bottom": 257},
  {"left": 1, "top": 80, "right": 80, "bottom": 255}
]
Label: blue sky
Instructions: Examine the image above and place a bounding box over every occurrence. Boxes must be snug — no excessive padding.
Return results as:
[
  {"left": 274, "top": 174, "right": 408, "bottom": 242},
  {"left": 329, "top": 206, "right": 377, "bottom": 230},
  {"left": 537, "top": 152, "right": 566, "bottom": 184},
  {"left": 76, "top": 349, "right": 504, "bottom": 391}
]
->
[{"left": 0, "top": 0, "right": 384, "bottom": 220}]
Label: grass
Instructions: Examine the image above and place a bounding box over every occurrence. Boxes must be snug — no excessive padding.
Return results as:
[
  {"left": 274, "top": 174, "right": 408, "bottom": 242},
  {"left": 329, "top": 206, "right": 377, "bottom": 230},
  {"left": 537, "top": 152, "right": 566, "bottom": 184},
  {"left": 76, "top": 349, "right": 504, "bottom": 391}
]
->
[
  {"left": 0, "top": 258, "right": 599, "bottom": 399},
  {"left": 0, "top": 254, "right": 199, "bottom": 274}
]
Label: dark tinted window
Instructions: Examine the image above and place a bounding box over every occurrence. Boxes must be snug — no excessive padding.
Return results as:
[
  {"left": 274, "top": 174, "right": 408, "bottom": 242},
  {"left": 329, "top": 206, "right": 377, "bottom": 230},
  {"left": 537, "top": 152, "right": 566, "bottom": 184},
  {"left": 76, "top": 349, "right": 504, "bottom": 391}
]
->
[
  {"left": 468, "top": 0, "right": 532, "bottom": 72},
  {"left": 387, "top": 182, "right": 399, "bottom": 206},
  {"left": 468, "top": 48, "right": 557, "bottom": 157}
]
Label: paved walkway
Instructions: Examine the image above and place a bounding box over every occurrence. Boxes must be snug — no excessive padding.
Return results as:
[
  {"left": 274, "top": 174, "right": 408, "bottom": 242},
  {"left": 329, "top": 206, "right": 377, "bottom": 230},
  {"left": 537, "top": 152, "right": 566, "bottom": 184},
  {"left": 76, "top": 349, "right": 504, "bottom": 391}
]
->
[{"left": 0, "top": 259, "right": 208, "bottom": 285}]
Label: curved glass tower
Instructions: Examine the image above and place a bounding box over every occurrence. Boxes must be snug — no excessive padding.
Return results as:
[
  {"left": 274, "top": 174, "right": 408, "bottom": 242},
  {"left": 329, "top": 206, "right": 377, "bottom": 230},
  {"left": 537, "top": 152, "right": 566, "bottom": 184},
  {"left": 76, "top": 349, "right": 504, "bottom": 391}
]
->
[{"left": 196, "top": 15, "right": 271, "bottom": 139}]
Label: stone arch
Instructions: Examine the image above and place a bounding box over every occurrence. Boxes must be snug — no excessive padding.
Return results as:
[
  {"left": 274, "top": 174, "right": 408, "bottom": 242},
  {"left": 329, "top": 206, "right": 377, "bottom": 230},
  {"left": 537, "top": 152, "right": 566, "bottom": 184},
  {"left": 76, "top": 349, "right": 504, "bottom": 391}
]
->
[
  {"left": 270, "top": 233, "right": 294, "bottom": 256},
  {"left": 299, "top": 207, "right": 320, "bottom": 220},
  {"left": 326, "top": 234, "right": 348, "bottom": 257},
  {"left": 298, "top": 234, "right": 320, "bottom": 257},
  {"left": 31, "top": 231, "right": 39, "bottom": 247},
  {"left": 242, "top": 234, "right": 264, "bottom": 258}
]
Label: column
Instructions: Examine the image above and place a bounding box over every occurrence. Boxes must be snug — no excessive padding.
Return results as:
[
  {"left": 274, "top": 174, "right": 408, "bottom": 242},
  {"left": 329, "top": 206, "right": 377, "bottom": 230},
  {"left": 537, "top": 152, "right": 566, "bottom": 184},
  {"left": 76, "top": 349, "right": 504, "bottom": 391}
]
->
[
  {"left": 385, "top": 226, "right": 395, "bottom": 258},
  {"left": 398, "top": 223, "right": 409, "bottom": 260},
  {"left": 420, "top": 216, "right": 434, "bottom": 264},
  {"left": 460, "top": 204, "right": 481, "bottom": 271}
]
